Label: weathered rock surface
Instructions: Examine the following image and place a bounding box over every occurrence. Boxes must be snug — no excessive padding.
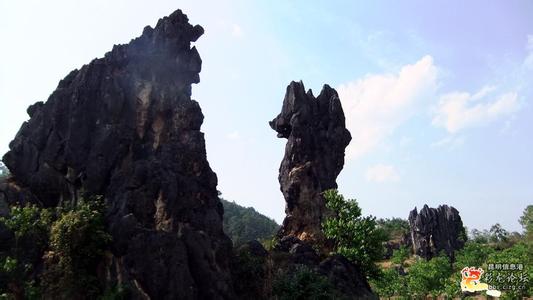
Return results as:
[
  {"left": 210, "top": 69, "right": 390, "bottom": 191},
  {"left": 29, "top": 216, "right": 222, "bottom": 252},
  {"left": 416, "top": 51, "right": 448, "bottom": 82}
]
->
[
  {"left": 408, "top": 204, "right": 465, "bottom": 260},
  {"left": 268, "top": 83, "right": 374, "bottom": 297},
  {"left": 2, "top": 10, "right": 234, "bottom": 299},
  {"left": 269, "top": 81, "right": 351, "bottom": 244}
]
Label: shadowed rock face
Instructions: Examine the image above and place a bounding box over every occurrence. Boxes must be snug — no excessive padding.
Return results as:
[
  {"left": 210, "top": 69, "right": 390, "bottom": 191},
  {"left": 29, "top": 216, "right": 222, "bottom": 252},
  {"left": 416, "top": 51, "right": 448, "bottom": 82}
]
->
[
  {"left": 408, "top": 204, "right": 465, "bottom": 260},
  {"left": 2, "top": 10, "right": 234, "bottom": 299},
  {"left": 269, "top": 81, "right": 351, "bottom": 244}
]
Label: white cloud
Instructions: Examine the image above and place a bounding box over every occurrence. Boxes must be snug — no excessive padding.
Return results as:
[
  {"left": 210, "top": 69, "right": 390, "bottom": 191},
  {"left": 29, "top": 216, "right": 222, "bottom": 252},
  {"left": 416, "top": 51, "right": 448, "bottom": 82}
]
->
[
  {"left": 231, "top": 24, "right": 244, "bottom": 38},
  {"left": 432, "top": 86, "right": 519, "bottom": 133},
  {"left": 337, "top": 55, "right": 437, "bottom": 160},
  {"left": 524, "top": 34, "right": 533, "bottom": 69},
  {"left": 365, "top": 164, "right": 400, "bottom": 183},
  {"left": 226, "top": 131, "right": 241, "bottom": 140},
  {"left": 431, "top": 135, "right": 465, "bottom": 149}
]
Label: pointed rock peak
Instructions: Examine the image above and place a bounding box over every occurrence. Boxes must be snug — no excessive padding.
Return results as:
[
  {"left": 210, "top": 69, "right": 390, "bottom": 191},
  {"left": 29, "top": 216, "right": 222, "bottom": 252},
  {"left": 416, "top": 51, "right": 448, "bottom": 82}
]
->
[{"left": 271, "top": 81, "right": 351, "bottom": 244}]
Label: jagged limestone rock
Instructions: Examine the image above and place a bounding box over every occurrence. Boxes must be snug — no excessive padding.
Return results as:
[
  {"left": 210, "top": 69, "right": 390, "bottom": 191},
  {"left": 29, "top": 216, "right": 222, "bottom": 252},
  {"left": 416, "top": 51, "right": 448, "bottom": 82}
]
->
[
  {"left": 269, "top": 81, "right": 351, "bottom": 244},
  {"left": 408, "top": 204, "right": 465, "bottom": 260},
  {"left": 2, "top": 10, "right": 234, "bottom": 299}
]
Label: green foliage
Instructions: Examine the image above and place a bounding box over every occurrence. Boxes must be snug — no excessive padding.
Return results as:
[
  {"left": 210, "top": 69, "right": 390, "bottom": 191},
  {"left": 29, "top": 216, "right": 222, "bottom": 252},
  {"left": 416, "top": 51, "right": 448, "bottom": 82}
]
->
[
  {"left": 231, "top": 247, "right": 268, "bottom": 299},
  {"left": 470, "top": 228, "right": 490, "bottom": 244},
  {"left": 407, "top": 254, "right": 452, "bottom": 298},
  {"left": 489, "top": 223, "right": 509, "bottom": 244},
  {"left": 391, "top": 246, "right": 410, "bottom": 267},
  {"left": 221, "top": 199, "right": 279, "bottom": 246},
  {"left": 520, "top": 205, "right": 533, "bottom": 232},
  {"left": 0, "top": 204, "right": 52, "bottom": 298},
  {"left": 520, "top": 205, "right": 533, "bottom": 244},
  {"left": 486, "top": 242, "right": 532, "bottom": 299},
  {"left": 272, "top": 265, "right": 342, "bottom": 300},
  {"left": 0, "top": 196, "right": 112, "bottom": 299},
  {"left": 42, "top": 197, "right": 112, "bottom": 298},
  {"left": 454, "top": 241, "right": 495, "bottom": 269},
  {"left": 370, "top": 267, "right": 408, "bottom": 299},
  {"left": 100, "top": 284, "right": 129, "bottom": 300},
  {"left": 322, "top": 189, "right": 386, "bottom": 279},
  {"left": 1, "top": 205, "right": 52, "bottom": 240},
  {"left": 376, "top": 217, "right": 410, "bottom": 241}
]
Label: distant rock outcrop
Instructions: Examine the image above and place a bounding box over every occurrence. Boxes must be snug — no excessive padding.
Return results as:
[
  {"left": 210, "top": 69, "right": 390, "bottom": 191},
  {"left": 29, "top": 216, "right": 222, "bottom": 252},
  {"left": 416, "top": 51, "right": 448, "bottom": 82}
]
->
[
  {"left": 2, "top": 10, "right": 234, "bottom": 299},
  {"left": 269, "top": 81, "right": 351, "bottom": 244},
  {"left": 408, "top": 204, "right": 465, "bottom": 260}
]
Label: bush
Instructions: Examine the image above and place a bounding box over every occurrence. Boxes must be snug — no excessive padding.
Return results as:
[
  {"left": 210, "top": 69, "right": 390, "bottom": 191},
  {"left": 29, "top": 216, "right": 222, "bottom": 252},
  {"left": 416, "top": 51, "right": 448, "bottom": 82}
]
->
[
  {"left": 231, "top": 247, "right": 268, "bottom": 299},
  {"left": 391, "top": 246, "right": 410, "bottom": 267},
  {"left": 41, "top": 197, "right": 112, "bottom": 298},
  {"left": 407, "top": 254, "right": 453, "bottom": 298},
  {"left": 272, "top": 265, "right": 341, "bottom": 300},
  {"left": 0, "top": 204, "right": 52, "bottom": 298},
  {"left": 454, "top": 241, "right": 495, "bottom": 270},
  {"left": 486, "top": 242, "right": 532, "bottom": 299},
  {"left": 322, "top": 189, "right": 386, "bottom": 279},
  {"left": 371, "top": 267, "right": 409, "bottom": 299},
  {"left": 0, "top": 196, "right": 112, "bottom": 299}
]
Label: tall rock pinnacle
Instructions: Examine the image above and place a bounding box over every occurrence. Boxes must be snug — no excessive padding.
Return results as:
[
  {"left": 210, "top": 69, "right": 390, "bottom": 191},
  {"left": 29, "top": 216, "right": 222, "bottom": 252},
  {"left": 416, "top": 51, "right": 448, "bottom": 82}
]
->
[
  {"left": 2, "top": 10, "right": 234, "bottom": 299},
  {"left": 270, "top": 81, "right": 351, "bottom": 244}
]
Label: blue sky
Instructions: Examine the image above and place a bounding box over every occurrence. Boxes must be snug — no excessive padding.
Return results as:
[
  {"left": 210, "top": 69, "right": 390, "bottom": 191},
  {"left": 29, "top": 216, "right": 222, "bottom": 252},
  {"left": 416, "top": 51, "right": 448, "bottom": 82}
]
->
[{"left": 1, "top": 0, "right": 532, "bottom": 232}]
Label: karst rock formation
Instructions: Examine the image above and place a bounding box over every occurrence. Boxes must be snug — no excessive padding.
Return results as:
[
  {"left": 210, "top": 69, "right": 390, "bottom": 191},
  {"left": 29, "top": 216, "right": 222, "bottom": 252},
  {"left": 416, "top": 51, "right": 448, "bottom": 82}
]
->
[
  {"left": 264, "top": 82, "right": 376, "bottom": 299},
  {"left": 408, "top": 204, "right": 465, "bottom": 260},
  {"left": 269, "top": 81, "right": 351, "bottom": 244},
  {"left": 1, "top": 10, "right": 235, "bottom": 299}
]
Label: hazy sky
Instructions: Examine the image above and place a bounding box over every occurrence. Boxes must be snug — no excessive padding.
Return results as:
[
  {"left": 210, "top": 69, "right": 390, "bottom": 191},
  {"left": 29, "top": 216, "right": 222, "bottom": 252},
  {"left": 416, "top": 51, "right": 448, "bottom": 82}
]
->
[{"left": 1, "top": 0, "right": 532, "bottom": 232}]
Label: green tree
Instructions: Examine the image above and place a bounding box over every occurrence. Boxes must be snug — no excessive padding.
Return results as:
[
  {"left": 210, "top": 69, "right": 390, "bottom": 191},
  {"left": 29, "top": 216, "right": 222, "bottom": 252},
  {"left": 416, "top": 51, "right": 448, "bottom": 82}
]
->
[
  {"left": 454, "top": 241, "right": 495, "bottom": 269},
  {"left": 0, "top": 196, "right": 113, "bottom": 299},
  {"left": 486, "top": 242, "right": 532, "bottom": 299},
  {"left": 0, "top": 205, "right": 52, "bottom": 298},
  {"left": 520, "top": 205, "right": 533, "bottom": 242},
  {"left": 371, "top": 268, "right": 408, "bottom": 299},
  {"left": 376, "top": 218, "right": 410, "bottom": 241},
  {"left": 272, "top": 265, "right": 342, "bottom": 300},
  {"left": 470, "top": 228, "right": 490, "bottom": 244},
  {"left": 407, "top": 254, "right": 453, "bottom": 299},
  {"left": 489, "top": 223, "right": 509, "bottom": 244},
  {"left": 41, "top": 197, "right": 112, "bottom": 298},
  {"left": 322, "top": 189, "right": 386, "bottom": 279},
  {"left": 391, "top": 246, "right": 410, "bottom": 267}
]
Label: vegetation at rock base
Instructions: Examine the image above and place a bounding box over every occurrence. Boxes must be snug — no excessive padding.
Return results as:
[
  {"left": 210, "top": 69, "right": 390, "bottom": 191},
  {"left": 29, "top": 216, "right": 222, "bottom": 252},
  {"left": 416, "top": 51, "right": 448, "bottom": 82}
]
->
[
  {"left": 0, "top": 196, "right": 112, "bottom": 299},
  {"left": 272, "top": 265, "right": 343, "bottom": 300},
  {"left": 371, "top": 205, "right": 533, "bottom": 299},
  {"left": 221, "top": 198, "right": 279, "bottom": 246},
  {"left": 322, "top": 189, "right": 387, "bottom": 280}
]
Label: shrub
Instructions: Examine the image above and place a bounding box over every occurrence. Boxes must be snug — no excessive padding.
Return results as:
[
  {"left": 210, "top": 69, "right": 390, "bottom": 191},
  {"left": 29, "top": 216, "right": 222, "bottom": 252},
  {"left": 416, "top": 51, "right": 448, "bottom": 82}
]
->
[
  {"left": 391, "top": 246, "right": 410, "bottom": 267},
  {"left": 371, "top": 267, "right": 408, "bottom": 299},
  {"left": 322, "top": 189, "right": 386, "bottom": 279},
  {"left": 406, "top": 253, "right": 452, "bottom": 298},
  {"left": 272, "top": 265, "right": 341, "bottom": 300},
  {"left": 41, "top": 196, "right": 112, "bottom": 298},
  {"left": 0, "top": 204, "right": 52, "bottom": 298}
]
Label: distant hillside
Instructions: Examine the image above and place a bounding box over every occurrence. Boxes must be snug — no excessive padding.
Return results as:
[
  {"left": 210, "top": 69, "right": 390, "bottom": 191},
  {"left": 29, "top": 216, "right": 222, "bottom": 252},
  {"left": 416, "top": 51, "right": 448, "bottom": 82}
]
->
[{"left": 221, "top": 199, "right": 279, "bottom": 246}]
